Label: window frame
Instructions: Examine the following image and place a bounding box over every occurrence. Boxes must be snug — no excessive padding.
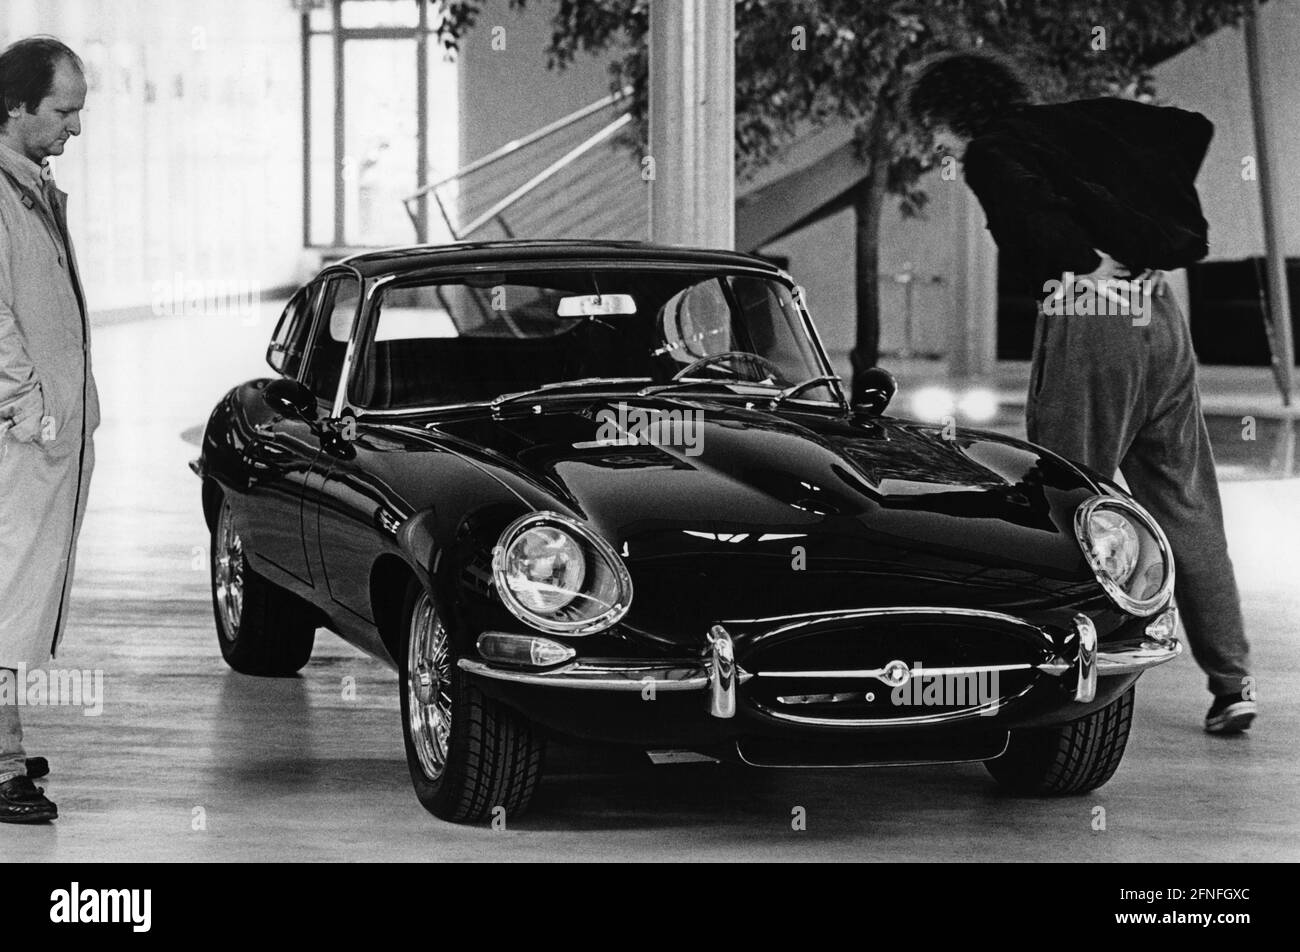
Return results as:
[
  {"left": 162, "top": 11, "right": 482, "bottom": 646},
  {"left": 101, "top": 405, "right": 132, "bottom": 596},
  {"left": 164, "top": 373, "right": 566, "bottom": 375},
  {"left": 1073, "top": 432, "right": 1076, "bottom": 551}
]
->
[
  {"left": 266, "top": 285, "right": 317, "bottom": 379},
  {"left": 299, "top": 267, "right": 365, "bottom": 411},
  {"left": 301, "top": 0, "right": 439, "bottom": 247}
]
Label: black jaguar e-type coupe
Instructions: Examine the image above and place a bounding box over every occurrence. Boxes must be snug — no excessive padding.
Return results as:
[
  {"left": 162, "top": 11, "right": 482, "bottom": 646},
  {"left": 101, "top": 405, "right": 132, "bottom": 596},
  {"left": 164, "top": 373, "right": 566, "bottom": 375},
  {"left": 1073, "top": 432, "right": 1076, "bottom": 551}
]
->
[{"left": 193, "top": 240, "right": 1181, "bottom": 822}]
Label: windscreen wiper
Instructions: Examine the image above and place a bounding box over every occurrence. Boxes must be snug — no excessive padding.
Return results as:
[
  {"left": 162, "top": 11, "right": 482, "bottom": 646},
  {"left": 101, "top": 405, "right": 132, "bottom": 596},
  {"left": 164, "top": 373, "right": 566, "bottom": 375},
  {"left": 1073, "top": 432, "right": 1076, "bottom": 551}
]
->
[
  {"left": 490, "top": 378, "right": 653, "bottom": 410},
  {"left": 767, "top": 374, "right": 845, "bottom": 410},
  {"left": 636, "top": 379, "right": 774, "bottom": 398}
]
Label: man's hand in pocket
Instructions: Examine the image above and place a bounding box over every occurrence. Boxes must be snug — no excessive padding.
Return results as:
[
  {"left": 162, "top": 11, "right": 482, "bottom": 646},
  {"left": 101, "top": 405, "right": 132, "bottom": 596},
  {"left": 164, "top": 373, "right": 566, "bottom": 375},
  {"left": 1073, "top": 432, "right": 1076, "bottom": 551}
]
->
[{"left": 0, "top": 387, "right": 48, "bottom": 443}]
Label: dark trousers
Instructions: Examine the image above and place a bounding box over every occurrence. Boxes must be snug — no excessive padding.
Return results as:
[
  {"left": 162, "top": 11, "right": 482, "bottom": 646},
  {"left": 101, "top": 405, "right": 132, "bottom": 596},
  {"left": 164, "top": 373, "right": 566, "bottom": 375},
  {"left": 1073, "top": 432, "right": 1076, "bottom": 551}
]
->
[{"left": 1027, "top": 286, "right": 1251, "bottom": 697}]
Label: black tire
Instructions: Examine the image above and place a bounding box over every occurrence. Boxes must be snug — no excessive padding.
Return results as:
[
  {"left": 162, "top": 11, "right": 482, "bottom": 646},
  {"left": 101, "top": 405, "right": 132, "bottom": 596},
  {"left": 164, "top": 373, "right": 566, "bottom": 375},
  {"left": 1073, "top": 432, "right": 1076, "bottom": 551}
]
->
[
  {"left": 210, "top": 495, "right": 315, "bottom": 676},
  {"left": 985, "top": 686, "right": 1135, "bottom": 795},
  {"left": 398, "top": 580, "right": 545, "bottom": 823}
]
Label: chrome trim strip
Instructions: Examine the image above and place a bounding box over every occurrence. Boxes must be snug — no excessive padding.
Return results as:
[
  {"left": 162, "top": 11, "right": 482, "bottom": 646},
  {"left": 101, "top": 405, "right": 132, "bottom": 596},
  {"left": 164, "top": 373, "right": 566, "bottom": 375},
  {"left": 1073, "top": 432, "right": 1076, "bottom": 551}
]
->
[
  {"left": 752, "top": 681, "right": 1036, "bottom": 727},
  {"left": 354, "top": 393, "right": 847, "bottom": 421},
  {"left": 1073, "top": 613, "right": 1098, "bottom": 703},
  {"left": 725, "top": 606, "right": 1055, "bottom": 649},
  {"left": 332, "top": 273, "right": 394, "bottom": 421},
  {"left": 457, "top": 658, "right": 752, "bottom": 691},
  {"left": 782, "top": 271, "right": 852, "bottom": 414},
  {"left": 756, "top": 662, "right": 1035, "bottom": 681},
  {"left": 368, "top": 403, "right": 492, "bottom": 418},
  {"left": 723, "top": 605, "right": 1036, "bottom": 626},
  {"left": 708, "top": 625, "right": 737, "bottom": 719}
]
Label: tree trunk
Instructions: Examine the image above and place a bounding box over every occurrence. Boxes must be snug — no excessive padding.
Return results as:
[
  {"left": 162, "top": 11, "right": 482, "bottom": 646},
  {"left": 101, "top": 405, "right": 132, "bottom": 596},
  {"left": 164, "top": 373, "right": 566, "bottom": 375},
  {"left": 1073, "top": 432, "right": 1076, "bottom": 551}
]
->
[{"left": 850, "top": 138, "right": 889, "bottom": 403}]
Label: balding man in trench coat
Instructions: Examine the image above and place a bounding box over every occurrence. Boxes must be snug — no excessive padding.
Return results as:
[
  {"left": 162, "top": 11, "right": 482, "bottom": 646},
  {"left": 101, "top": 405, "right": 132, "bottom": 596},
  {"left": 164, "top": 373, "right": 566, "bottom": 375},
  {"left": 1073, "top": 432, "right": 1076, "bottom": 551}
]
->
[{"left": 0, "top": 37, "right": 98, "bottom": 823}]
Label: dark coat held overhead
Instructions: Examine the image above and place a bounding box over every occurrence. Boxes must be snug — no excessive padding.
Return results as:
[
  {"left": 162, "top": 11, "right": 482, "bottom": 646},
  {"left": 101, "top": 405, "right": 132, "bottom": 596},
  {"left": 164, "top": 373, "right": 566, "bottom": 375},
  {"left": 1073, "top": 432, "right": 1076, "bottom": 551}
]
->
[{"left": 962, "top": 97, "right": 1215, "bottom": 287}]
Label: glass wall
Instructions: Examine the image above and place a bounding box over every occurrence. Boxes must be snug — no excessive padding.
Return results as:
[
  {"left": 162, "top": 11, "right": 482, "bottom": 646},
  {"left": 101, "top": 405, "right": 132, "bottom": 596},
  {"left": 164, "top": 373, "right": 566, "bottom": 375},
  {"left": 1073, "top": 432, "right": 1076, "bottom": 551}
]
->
[
  {"left": 0, "top": 0, "right": 304, "bottom": 310},
  {"left": 304, "top": 0, "right": 459, "bottom": 248}
]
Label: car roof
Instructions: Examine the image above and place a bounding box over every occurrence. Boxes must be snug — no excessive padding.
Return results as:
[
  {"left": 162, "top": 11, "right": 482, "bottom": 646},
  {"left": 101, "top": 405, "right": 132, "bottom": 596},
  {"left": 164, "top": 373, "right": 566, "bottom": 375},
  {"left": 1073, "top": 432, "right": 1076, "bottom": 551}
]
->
[{"left": 335, "top": 239, "right": 788, "bottom": 279}]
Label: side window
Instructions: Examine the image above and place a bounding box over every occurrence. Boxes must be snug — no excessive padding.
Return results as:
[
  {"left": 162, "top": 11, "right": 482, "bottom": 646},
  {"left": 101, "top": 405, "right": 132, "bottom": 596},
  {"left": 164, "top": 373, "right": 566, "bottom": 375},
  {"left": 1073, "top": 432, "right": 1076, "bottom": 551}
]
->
[
  {"left": 302, "top": 274, "right": 361, "bottom": 405},
  {"left": 266, "top": 287, "right": 313, "bottom": 378}
]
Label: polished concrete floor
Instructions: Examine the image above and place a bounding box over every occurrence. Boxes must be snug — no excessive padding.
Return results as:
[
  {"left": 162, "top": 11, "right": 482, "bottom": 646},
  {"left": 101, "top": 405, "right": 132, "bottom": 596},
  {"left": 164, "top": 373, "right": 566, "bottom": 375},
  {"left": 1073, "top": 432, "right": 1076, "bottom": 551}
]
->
[{"left": 2, "top": 304, "right": 1296, "bottom": 861}]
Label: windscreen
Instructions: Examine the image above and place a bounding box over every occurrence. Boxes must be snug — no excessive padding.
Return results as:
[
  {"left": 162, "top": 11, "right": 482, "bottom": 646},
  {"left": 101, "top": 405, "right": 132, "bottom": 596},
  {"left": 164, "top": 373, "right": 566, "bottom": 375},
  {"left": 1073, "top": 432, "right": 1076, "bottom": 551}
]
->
[{"left": 352, "top": 268, "right": 835, "bottom": 410}]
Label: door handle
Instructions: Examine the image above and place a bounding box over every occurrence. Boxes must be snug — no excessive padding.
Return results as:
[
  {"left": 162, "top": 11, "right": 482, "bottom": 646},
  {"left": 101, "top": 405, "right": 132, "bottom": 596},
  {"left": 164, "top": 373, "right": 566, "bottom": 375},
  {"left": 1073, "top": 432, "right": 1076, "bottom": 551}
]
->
[
  {"left": 376, "top": 508, "right": 401, "bottom": 535},
  {"left": 252, "top": 415, "right": 284, "bottom": 436}
]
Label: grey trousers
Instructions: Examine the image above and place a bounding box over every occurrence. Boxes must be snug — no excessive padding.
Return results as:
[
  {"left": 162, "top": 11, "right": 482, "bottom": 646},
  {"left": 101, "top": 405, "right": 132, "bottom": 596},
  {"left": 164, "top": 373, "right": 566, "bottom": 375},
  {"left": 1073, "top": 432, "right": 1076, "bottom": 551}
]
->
[{"left": 1027, "top": 287, "right": 1252, "bottom": 697}]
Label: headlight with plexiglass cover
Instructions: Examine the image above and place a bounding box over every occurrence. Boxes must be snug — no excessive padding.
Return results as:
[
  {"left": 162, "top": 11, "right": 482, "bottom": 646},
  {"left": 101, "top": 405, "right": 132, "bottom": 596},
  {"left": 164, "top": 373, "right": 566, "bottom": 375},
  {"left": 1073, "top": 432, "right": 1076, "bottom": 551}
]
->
[
  {"left": 491, "top": 512, "right": 633, "bottom": 635},
  {"left": 1074, "top": 495, "right": 1174, "bottom": 615}
]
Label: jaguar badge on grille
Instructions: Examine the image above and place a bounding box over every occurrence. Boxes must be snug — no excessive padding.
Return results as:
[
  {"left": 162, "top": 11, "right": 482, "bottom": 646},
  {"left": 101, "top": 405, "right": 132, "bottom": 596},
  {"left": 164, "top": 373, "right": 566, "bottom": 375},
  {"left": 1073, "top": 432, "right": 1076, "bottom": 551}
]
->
[{"left": 880, "top": 660, "right": 912, "bottom": 687}]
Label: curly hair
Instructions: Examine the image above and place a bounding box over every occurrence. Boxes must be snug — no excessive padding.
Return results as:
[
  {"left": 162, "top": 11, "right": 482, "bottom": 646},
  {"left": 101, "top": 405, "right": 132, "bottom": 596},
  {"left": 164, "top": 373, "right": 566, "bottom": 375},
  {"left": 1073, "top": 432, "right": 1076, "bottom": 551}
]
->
[{"left": 905, "top": 49, "right": 1031, "bottom": 138}]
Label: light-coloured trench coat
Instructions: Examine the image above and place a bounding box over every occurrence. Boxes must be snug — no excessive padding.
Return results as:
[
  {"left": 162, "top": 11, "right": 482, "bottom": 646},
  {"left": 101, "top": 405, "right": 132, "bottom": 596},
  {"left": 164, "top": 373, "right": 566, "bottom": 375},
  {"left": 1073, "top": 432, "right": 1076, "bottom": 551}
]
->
[{"left": 0, "top": 142, "right": 99, "bottom": 668}]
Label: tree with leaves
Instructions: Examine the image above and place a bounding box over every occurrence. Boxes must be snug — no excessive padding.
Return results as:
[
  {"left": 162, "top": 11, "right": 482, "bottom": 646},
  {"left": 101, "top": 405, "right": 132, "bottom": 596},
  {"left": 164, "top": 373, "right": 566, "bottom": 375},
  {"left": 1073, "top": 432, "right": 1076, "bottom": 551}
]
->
[{"left": 435, "top": 0, "right": 1254, "bottom": 392}]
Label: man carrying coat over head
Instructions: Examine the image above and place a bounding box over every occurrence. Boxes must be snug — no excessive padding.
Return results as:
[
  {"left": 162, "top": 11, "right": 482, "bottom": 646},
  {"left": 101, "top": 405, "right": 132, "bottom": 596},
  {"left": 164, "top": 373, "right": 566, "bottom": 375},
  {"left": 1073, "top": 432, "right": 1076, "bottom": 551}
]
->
[
  {"left": 905, "top": 49, "right": 1254, "bottom": 735},
  {"left": 0, "top": 36, "right": 98, "bottom": 823}
]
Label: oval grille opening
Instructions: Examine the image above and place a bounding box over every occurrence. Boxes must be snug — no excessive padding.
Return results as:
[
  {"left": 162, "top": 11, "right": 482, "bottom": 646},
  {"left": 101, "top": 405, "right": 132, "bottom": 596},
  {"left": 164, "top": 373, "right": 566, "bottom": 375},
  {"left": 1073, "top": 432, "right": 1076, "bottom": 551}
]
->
[{"left": 741, "top": 614, "right": 1052, "bottom": 724}]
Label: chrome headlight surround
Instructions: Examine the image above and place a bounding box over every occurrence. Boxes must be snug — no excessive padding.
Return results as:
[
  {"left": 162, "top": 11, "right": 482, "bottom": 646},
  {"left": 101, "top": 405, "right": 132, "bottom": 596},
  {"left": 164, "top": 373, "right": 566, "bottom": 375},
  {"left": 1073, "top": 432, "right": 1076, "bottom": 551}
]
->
[
  {"left": 491, "top": 511, "right": 633, "bottom": 635},
  {"left": 1074, "top": 494, "right": 1175, "bottom": 616}
]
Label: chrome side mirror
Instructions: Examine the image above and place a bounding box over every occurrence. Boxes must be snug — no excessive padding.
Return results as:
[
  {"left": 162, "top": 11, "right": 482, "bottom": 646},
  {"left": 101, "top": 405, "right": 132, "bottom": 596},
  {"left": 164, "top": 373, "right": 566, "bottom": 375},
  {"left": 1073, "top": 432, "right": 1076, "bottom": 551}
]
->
[
  {"left": 853, "top": 367, "right": 897, "bottom": 416},
  {"left": 264, "top": 377, "right": 318, "bottom": 421}
]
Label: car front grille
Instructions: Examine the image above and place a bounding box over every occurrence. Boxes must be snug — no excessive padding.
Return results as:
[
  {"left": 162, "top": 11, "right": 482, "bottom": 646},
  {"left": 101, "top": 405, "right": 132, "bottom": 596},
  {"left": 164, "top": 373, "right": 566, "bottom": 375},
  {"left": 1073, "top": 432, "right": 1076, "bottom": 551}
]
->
[{"left": 737, "top": 609, "right": 1055, "bottom": 725}]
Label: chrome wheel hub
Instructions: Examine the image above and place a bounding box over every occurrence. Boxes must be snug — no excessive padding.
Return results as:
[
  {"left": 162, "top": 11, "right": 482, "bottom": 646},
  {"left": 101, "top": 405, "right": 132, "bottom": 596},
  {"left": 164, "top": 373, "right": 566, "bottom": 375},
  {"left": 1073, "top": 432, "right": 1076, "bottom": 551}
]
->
[
  {"left": 214, "top": 503, "right": 244, "bottom": 640},
  {"left": 407, "top": 592, "right": 453, "bottom": 781}
]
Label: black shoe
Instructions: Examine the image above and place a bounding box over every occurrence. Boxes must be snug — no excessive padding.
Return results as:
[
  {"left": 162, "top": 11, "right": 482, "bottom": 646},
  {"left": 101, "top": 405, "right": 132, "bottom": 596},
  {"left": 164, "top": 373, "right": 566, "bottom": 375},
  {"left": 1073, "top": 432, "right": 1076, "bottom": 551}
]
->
[
  {"left": 25, "top": 757, "right": 49, "bottom": 780},
  {"left": 0, "top": 776, "right": 58, "bottom": 823},
  {"left": 1205, "top": 692, "right": 1257, "bottom": 734}
]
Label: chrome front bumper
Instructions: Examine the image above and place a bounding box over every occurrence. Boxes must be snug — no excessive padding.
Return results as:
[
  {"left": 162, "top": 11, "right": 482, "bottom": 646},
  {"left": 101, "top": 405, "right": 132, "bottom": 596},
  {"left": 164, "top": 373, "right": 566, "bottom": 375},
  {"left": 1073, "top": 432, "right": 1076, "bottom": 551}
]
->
[
  {"left": 458, "top": 607, "right": 1182, "bottom": 719},
  {"left": 457, "top": 645, "right": 751, "bottom": 718}
]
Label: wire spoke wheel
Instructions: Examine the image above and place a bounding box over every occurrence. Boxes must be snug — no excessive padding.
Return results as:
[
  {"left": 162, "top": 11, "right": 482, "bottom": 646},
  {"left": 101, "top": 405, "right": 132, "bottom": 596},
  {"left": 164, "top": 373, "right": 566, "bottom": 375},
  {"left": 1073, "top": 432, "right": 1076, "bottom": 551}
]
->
[
  {"left": 407, "top": 591, "right": 454, "bottom": 781},
  {"left": 214, "top": 501, "right": 245, "bottom": 640},
  {"left": 397, "top": 581, "right": 546, "bottom": 822},
  {"left": 207, "top": 492, "right": 315, "bottom": 676}
]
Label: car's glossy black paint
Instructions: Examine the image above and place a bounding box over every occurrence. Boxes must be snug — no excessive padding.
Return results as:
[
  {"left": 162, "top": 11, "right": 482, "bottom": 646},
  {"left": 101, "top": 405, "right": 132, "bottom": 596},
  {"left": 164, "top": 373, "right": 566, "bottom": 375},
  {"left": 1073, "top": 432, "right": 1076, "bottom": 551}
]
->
[{"left": 197, "top": 240, "right": 1160, "bottom": 755}]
